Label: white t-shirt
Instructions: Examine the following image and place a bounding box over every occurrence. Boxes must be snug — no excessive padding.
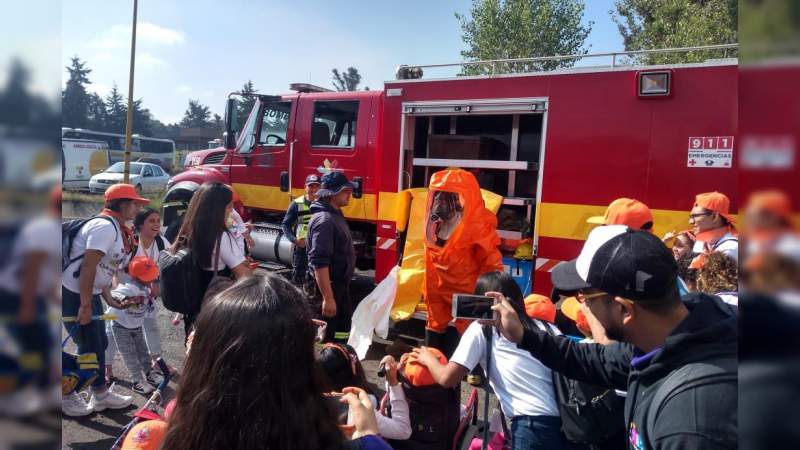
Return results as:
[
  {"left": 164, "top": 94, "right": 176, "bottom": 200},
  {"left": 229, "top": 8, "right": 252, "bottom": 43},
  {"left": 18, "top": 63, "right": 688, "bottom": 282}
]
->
[
  {"left": 116, "top": 235, "right": 171, "bottom": 285},
  {"left": 0, "top": 216, "right": 61, "bottom": 296},
  {"left": 62, "top": 216, "right": 127, "bottom": 295},
  {"left": 108, "top": 281, "right": 151, "bottom": 329},
  {"left": 450, "top": 320, "right": 560, "bottom": 419},
  {"left": 205, "top": 231, "right": 246, "bottom": 271}
]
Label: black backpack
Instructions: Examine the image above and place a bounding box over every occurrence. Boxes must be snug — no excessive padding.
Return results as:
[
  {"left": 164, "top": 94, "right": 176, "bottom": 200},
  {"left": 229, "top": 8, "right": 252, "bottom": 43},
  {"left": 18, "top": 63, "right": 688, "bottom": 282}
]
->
[
  {"left": 62, "top": 216, "right": 118, "bottom": 277},
  {"left": 543, "top": 325, "right": 626, "bottom": 444},
  {"left": 387, "top": 371, "right": 461, "bottom": 450},
  {"left": 157, "top": 245, "right": 195, "bottom": 314}
]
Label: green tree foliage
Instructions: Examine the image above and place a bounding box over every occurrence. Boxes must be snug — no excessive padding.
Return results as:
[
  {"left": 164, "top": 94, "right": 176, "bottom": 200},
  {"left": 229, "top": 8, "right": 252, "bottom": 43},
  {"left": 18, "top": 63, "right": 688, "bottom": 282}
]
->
[
  {"left": 612, "top": 0, "right": 738, "bottom": 64},
  {"left": 62, "top": 56, "right": 93, "bottom": 128},
  {"left": 105, "top": 84, "right": 126, "bottom": 133},
  {"left": 237, "top": 80, "right": 258, "bottom": 121},
  {"left": 331, "top": 67, "right": 362, "bottom": 91},
  {"left": 180, "top": 99, "right": 212, "bottom": 128},
  {"left": 456, "top": 0, "right": 592, "bottom": 74},
  {"left": 86, "top": 93, "right": 108, "bottom": 131}
]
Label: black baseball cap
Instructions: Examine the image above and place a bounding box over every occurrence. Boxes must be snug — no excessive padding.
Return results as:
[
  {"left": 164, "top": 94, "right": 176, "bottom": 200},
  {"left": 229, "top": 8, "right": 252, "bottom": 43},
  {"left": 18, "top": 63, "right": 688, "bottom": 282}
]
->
[
  {"left": 305, "top": 174, "right": 321, "bottom": 186},
  {"left": 551, "top": 225, "right": 678, "bottom": 302},
  {"left": 317, "top": 171, "right": 355, "bottom": 198}
]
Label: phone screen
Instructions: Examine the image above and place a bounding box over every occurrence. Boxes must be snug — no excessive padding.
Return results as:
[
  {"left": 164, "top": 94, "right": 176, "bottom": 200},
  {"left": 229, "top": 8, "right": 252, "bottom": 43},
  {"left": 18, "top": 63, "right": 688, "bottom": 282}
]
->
[
  {"left": 325, "top": 393, "right": 349, "bottom": 424},
  {"left": 452, "top": 294, "right": 496, "bottom": 320}
]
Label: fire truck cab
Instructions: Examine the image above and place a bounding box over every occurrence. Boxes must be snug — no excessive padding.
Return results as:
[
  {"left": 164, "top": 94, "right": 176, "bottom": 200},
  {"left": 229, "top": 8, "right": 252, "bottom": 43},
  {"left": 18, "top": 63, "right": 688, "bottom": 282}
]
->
[{"left": 166, "top": 45, "right": 738, "bottom": 299}]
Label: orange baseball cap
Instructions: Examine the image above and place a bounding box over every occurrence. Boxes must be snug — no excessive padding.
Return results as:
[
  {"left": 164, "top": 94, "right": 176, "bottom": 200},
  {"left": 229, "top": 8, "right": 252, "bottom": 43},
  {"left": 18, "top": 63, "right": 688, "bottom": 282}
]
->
[
  {"left": 128, "top": 256, "right": 160, "bottom": 283},
  {"left": 560, "top": 296, "right": 581, "bottom": 322},
  {"left": 404, "top": 348, "right": 447, "bottom": 387},
  {"left": 523, "top": 294, "right": 556, "bottom": 323},
  {"left": 746, "top": 190, "right": 792, "bottom": 224},
  {"left": 105, "top": 184, "right": 150, "bottom": 204},
  {"left": 587, "top": 198, "right": 653, "bottom": 230},
  {"left": 694, "top": 192, "right": 734, "bottom": 224},
  {"left": 121, "top": 419, "right": 167, "bottom": 450}
]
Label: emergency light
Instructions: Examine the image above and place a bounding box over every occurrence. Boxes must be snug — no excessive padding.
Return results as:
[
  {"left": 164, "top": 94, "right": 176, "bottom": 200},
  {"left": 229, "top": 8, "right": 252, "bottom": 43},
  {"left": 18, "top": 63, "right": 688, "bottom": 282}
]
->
[{"left": 637, "top": 70, "right": 672, "bottom": 97}]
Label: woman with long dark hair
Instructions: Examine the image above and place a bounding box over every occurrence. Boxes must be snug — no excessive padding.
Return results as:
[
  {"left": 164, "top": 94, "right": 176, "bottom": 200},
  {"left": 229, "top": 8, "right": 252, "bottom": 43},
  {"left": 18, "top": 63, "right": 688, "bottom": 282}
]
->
[
  {"left": 412, "top": 271, "right": 566, "bottom": 450},
  {"left": 171, "top": 182, "right": 251, "bottom": 334},
  {"left": 160, "top": 273, "right": 390, "bottom": 450}
]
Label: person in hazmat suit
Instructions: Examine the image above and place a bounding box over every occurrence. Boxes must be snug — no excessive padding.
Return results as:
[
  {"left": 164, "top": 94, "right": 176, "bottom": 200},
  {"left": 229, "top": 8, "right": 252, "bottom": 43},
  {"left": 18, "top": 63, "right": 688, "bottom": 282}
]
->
[{"left": 422, "top": 169, "right": 503, "bottom": 356}]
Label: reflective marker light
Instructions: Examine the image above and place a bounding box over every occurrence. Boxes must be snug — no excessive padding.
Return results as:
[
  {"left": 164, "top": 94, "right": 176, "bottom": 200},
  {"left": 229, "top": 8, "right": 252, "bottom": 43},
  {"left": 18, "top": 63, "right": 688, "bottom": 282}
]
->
[{"left": 638, "top": 70, "right": 671, "bottom": 97}]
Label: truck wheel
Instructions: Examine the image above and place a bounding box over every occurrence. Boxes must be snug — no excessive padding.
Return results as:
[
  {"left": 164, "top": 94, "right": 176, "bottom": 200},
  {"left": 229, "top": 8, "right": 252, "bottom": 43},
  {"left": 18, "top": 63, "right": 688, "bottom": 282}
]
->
[{"left": 135, "top": 184, "right": 143, "bottom": 193}]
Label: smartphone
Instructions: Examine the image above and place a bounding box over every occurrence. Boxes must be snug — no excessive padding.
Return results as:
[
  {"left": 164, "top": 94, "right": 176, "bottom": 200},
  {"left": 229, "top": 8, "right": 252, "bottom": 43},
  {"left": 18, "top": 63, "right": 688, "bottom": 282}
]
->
[
  {"left": 324, "top": 392, "right": 349, "bottom": 424},
  {"left": 452, "top": 294, "right": 497, "bottom": 320}
]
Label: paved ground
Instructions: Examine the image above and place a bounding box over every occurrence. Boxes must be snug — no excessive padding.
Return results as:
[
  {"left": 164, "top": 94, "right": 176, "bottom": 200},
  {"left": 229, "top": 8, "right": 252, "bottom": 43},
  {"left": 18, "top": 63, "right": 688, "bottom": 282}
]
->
[{"left": 61, "top": 267, "right": 490, "bottom": 449}]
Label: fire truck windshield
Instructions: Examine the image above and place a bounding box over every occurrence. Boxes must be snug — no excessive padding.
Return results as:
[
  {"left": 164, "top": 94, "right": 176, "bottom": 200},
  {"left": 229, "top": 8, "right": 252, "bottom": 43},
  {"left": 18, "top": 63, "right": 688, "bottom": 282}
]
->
[{"left": 236, "top": 98, "right": 260, "bottom": 154}]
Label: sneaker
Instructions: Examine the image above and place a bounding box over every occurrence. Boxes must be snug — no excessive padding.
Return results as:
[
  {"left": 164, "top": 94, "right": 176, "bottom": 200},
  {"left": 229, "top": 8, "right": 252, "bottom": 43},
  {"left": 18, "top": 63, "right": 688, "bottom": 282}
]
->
[
  {"left": 0, "top": 386, "right": 44, "bottom": 418},
  {"left": 89, "top": 387, "right": 133, "bottom": 412},
  {"left": 145, "top": 371, "right": 162, "bottom": 387},
  {"left": 132, "top": 381, "right": 154, "bottom": 395},
  {"left": 62, "top": 391, "right": 93, "bottom": 417}
]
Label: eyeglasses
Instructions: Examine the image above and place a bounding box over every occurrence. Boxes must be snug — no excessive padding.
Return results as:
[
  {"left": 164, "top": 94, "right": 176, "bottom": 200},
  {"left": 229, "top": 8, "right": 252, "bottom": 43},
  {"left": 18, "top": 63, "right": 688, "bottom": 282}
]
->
[
  {"left": 688, "top": 212, "right": 711, "bottom": 220},
  {"left": 575, "top": 291, "right": 610, "bottom": 303}
]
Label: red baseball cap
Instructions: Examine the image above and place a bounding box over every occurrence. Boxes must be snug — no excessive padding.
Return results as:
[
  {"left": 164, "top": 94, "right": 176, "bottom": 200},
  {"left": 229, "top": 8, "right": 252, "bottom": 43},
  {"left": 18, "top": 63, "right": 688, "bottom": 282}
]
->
[
  {"left": 105, "top": 184, "right": 149, "bottom": 204},
  {"left": 587, "top": 198, "right": 653, "bottom": 230},
  {"left": 128, "top": 256, "right": 159, "bottom": 283},
  {"left": 694, "top": 191, "right": 735, "bottom": 224}
]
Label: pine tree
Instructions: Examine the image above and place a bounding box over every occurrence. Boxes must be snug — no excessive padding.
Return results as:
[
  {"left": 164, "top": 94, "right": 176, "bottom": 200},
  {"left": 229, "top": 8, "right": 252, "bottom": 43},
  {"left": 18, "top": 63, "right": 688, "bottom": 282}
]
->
[
  {"left": 237, "top": 80, "right": 258, "bottom": 121},
  {"left": 62, "top": 56, "right": 93, "bottom": 128},
  {"left": 86, "top": 93, "right": 108, "bottom": 131},
  {"left": 105, "top": 84, "right": 126, "bottom": 133}
]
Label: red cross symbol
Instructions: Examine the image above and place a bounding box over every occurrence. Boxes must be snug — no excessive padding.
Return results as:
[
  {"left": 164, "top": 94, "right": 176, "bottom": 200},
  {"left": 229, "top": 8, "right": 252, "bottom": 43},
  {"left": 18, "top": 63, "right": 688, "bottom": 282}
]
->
[{"left": 689, "top": 159, "right": 697, "bottom": 166}]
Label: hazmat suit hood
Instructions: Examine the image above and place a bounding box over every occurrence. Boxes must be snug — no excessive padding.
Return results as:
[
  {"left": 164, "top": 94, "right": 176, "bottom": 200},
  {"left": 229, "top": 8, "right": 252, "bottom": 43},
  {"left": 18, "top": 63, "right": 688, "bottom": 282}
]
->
[{"left": 423, "top": 169, "right": 503, "bottom": 333}]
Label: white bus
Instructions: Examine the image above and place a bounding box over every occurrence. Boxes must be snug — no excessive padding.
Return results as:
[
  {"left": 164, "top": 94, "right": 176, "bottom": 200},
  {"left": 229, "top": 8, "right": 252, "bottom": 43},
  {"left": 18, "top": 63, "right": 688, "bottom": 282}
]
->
[
  {"left": 61, "top": 128, "right": 177, "bottom": 174},
  {"left": 62, "top": 138, "right": 109, "bottom": 191}
]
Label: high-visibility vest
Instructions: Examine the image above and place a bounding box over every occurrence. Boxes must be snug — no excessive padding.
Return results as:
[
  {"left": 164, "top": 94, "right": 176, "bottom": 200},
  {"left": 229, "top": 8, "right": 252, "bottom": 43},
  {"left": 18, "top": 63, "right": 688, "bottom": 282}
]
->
[{"left": 294, "top": 196, "right": 312, "bottom": 240}]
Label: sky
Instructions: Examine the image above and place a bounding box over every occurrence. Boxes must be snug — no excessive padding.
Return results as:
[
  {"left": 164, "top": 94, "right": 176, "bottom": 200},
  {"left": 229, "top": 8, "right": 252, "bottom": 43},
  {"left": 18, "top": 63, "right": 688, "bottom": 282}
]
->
[{"left": 56, "top": 0, "right": 624, "bottom": 125}]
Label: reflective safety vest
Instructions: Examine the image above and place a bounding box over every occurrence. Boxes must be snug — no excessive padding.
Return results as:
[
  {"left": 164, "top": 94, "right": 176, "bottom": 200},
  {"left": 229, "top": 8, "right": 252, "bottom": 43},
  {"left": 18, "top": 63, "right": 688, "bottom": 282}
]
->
[{"left": 294, "top": 196, "right": 312, "bottom": 240}]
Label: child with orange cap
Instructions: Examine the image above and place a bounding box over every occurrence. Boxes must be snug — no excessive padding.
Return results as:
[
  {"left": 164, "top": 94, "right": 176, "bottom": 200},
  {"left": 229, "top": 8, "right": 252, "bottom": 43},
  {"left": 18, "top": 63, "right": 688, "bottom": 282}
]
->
[{"left": 107, "top": 256, "right": 162, "bottom": 396}]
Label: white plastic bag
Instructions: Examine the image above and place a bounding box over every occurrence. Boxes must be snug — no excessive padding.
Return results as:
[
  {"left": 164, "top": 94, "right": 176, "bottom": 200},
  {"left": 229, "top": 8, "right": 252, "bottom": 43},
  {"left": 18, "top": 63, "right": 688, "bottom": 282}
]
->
[{"left": 348, "top": 266, "right": 399, "bottom": 360}]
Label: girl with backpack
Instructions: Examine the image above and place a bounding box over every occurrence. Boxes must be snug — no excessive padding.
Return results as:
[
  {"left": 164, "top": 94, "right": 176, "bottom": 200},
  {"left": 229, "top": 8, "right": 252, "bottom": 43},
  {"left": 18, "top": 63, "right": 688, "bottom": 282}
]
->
[
  {"left": 318, "top": 343, "right": 412, "bottom": 440},
  {"left": 160, "top": 273, "right": 391, "bottom": 450},
  {"left": 168, "top": 182, "right": 252, "bottom": 337}
]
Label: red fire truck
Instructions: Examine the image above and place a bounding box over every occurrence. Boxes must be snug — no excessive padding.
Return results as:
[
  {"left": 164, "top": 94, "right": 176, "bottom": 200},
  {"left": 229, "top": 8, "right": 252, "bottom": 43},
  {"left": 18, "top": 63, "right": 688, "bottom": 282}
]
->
[{"left": 165, "top": 45, "right": 738, "bottom": 298}]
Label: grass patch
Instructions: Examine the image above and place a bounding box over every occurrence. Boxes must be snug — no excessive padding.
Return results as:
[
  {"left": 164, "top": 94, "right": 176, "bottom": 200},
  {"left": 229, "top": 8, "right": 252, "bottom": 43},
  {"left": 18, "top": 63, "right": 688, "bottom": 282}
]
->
[{"left": 63, "top": 190, "right": 165, "bottom": 211}]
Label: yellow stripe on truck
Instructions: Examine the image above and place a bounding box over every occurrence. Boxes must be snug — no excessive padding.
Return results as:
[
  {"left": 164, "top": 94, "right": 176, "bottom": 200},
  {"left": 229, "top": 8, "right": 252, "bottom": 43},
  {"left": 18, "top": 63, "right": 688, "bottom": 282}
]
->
[
  {"left": 232, "top": 183, "right": 378, "bottom": 221},
  {"left": 537, "top": 202, "right": 739, "bottom": 241}
]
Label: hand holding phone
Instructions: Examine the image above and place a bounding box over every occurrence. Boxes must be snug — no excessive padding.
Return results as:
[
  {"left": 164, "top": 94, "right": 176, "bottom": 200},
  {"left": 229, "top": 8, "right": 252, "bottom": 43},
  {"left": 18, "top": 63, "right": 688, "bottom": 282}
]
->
[{"left": 452, "top": 293, "right": 497, "bottom": 320}]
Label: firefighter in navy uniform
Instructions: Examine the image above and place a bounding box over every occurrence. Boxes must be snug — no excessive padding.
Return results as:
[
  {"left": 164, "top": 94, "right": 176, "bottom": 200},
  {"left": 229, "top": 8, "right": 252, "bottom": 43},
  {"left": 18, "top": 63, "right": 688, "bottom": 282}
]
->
[{"left": 281, "top": 174, "right": 321, "bottom": 284}]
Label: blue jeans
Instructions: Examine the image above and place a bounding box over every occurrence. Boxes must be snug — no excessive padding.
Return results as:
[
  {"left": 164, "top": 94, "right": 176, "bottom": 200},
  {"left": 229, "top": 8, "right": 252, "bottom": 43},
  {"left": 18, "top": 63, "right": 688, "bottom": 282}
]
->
[
  {"left": 62, "top": 287, "right": 108, "bottom": 389},
  {"left": 510, "top": 415, "right": 568, "bottom": 450}
]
